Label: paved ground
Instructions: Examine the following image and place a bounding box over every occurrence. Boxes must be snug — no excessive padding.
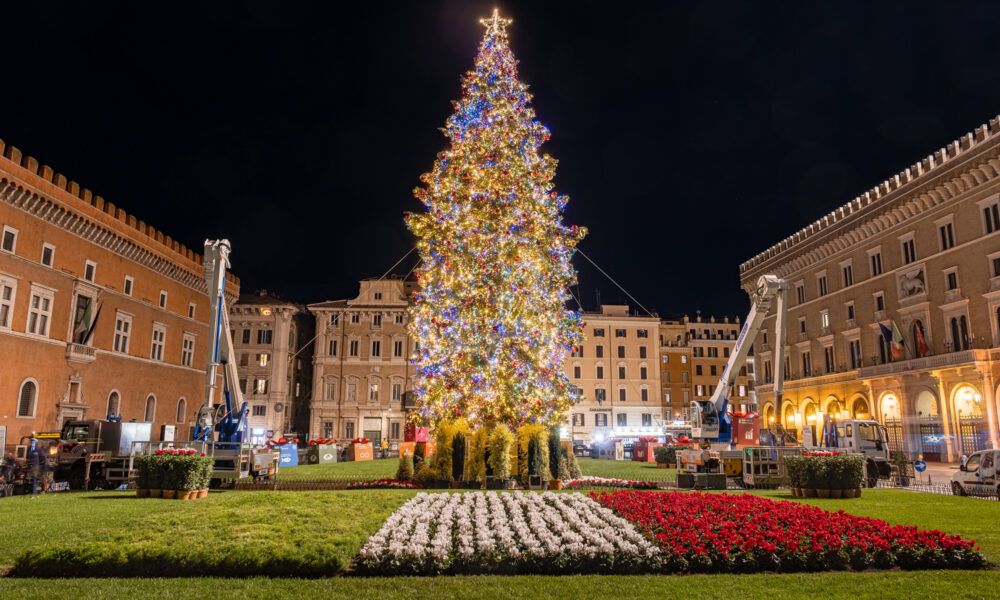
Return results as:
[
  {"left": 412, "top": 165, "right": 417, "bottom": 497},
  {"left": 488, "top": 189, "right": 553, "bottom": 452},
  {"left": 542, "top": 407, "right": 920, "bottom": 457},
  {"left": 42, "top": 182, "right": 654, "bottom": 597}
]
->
[{"left": 917, "top": 461, "right": 959, "bottom": 485}]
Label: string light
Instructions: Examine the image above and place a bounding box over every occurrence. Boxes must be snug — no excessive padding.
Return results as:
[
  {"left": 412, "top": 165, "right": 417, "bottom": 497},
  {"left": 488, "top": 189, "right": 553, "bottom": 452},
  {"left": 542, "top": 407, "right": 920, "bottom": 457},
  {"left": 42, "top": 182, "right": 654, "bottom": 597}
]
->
[{"left": 405, "top": 10, "right": 586, "bottom": 428}]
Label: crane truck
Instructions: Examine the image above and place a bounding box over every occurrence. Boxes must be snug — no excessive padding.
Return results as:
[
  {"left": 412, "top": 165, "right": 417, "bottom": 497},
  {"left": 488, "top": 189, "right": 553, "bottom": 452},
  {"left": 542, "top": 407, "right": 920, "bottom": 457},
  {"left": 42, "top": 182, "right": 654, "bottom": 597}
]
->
[{"left": 683, "top": 273, "right": 891, "bottom": 488}]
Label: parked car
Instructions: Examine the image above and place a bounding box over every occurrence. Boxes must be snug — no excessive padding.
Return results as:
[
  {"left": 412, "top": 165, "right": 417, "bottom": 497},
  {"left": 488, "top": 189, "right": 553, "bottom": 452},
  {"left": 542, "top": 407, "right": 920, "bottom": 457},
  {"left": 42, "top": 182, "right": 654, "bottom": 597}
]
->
[
  {"left": 951, "top": 449, "right": 998, "bottom": 498},
  {"left": 572, "top": 442, "right": 589, "bottom": 457}
]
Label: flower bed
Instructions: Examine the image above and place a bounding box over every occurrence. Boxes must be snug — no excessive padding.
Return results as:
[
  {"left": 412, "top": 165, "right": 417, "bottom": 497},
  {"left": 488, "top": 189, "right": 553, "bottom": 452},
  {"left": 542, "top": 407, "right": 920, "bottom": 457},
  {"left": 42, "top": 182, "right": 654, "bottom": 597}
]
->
[
  {"left": 347, "top": 478, "right": 423, "bottom": 490},
  {"left": 595, "top": 490, "right": 986, "bottom": 573},
  {"left": 355, "top": 491, "right": 659, "bottom": 575},
  {"left": 565, "top": 477, "right": 659, "bottom": 490}
]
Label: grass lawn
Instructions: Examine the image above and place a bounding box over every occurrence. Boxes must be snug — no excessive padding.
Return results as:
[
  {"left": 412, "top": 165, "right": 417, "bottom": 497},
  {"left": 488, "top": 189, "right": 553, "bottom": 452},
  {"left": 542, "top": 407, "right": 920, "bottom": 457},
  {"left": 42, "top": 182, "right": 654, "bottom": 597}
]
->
[
  {"left": 1, "top": 488, "right": 996, "bottom": 597},
  {"left": 278, "top": 456, "right": 675, "bottom": 481},
  {"left": 576, "top": 457, "right": 676, "bottom": 480}
]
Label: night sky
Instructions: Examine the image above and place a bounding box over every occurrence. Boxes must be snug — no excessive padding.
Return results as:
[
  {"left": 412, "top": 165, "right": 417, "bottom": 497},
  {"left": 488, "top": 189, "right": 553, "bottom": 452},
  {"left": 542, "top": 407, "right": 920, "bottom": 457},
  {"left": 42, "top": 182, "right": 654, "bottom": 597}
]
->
[{"left": 4, "top": 1, "right": 1000, "bottom": 318}]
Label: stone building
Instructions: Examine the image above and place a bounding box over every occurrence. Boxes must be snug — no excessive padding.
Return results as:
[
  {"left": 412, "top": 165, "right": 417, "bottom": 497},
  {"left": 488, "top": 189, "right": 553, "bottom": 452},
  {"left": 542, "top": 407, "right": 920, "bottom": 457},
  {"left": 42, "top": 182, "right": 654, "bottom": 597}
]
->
[
  {"left": 307, "top": 278, "right": 417, "bottom": 444},
  {"left": 740, "top": 116, "right": 1000, "bottom": 460},
  {"left": 0, "top": 140, "right": 239, "bottom": 450},
  {"left": 658, "top": 318, "right": 692, "bottom": 426},
  {"left": 567, "top": 305, "right": 664, "bottom": 443},
  {"left": 230, "top": 291, "right": 313, "bottom": 444}
]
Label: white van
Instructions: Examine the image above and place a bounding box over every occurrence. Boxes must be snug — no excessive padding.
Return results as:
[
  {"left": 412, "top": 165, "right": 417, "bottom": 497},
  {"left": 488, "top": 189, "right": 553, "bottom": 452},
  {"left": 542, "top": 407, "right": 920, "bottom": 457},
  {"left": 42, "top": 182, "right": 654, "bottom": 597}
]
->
[{"left": 951, "top": 450, "right": 998, "bottom": 498}]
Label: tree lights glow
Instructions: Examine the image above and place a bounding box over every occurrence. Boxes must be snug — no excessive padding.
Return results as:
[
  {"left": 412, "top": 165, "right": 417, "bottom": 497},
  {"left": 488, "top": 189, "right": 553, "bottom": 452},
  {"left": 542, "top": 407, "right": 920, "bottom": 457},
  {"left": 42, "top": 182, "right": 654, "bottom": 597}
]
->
[{"left": 406, "top": 10, "right": 586, "bottom": 428}]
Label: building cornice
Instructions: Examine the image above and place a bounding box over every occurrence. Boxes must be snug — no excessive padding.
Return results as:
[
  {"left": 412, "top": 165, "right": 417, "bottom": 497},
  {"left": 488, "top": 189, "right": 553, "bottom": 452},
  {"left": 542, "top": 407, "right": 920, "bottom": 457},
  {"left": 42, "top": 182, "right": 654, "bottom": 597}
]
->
[{"left": 740, "top": 115, "right": 1000, "bottom": 284}]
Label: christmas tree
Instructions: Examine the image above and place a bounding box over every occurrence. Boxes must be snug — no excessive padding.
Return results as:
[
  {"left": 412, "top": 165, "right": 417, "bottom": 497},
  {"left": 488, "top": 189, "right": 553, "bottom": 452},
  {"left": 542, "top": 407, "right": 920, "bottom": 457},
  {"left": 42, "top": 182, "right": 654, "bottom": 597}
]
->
[{"left": 406, "top": 10, "right": 586, "bottom": 428}]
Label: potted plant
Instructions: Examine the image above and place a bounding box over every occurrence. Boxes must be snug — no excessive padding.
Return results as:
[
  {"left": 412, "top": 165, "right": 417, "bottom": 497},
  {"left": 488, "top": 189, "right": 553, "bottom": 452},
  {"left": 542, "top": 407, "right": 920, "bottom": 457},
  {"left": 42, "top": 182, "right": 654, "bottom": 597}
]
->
[
  {"left": 147, "top": 452, "right": 164, "bottom": 498},
  {"left": 784, "top": 456, "right": 802, "bottom": 497},
  {"left": 134, "top": 455, "right": 151, "bottom": 498},
  {"left": 488, "top": 424, "right": 514, "bottom": 489},
  {"left": 653, "top": 445, "right": 675, "bottom": 470},
  {"left": 396, "top": 454, "right": 414, "bottom": 482},
  {"left": 802, "top": 457, "right": 818, "bottom": 497}
]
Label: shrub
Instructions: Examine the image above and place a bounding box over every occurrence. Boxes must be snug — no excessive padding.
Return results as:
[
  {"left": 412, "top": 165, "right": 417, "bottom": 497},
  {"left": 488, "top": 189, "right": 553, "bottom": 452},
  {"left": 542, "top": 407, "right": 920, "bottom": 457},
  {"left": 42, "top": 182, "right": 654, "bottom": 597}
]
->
[
  {"left": 413, "top": 442, "right": 425, "bottom": 470},
  {"left": 487, "top": 424, "right": 514, "bottom": 480},
  {"left": 414, "top": 461, "right": 436, "bottom": 485},
  {"left": 787, "top": 454, "right": 865, "bottom": 490},
  {"left": 433, "top": 418, "right": 469, "bottom": 481},
  {"left": 451, "top": 434, "right": 466, "bottom": 482},
  {"left": 515, "top": 423, "right": 550, "bottom": 483},
  {"left": 464, "top": 428, "right": 489, "bottom": 483},
  {"left": 548, "top": 428, "right": 562, "bottom": 481},
  {"left": 653, "top": 445, "right": 676, "bottom": 466},
  {"left": 396, "top": 455, "right": 414, "bottom": 482},
  {"left": 566, "top": 446, "right": 582, "bottom": 479}
]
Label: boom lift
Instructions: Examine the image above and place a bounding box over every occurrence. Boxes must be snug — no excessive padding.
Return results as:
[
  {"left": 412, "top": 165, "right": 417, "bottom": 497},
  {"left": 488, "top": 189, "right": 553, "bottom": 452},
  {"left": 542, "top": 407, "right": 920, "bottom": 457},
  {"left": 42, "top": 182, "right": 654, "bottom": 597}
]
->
[{"left": 690, "top": 274, "right": 788, "bottom": 446}]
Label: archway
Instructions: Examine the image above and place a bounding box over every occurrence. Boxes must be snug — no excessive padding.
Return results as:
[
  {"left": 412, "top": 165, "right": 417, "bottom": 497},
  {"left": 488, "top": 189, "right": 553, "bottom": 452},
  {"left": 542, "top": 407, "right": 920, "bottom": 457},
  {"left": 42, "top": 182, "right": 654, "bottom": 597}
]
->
[
  {"left": 824, "top": 395, "right": 844, "bottom": 420},
  {"left": 879, "top": 392, "right": 903, "bottom": 452},
  {"left": 782, "top": 402, "right": 796, "bottom": 429},
  {"left": 851, "top": 395, "right": 871, "bottom": 419},
  {"left": 763, "top": 403, "right": 775, "bottom": 426},
  {"left": 914, "top": 389, "right": 943, "bottom": 461},
  {"left": 952, "top": 383, "right": 986, "bottom": 455},
  {"left": 802, "top": 399, "right": 819, "bottom": 446}
]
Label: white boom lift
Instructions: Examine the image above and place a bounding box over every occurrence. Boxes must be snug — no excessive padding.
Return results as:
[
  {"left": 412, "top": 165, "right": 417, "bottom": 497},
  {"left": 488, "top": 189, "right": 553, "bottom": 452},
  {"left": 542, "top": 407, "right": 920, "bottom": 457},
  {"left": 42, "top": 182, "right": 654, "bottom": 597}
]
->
[
  {"left": 194, "top": 239, "right": 249, "bottom": 444},
  {"left": 690, "top": 274, "right": 788, "bottom": 445}
]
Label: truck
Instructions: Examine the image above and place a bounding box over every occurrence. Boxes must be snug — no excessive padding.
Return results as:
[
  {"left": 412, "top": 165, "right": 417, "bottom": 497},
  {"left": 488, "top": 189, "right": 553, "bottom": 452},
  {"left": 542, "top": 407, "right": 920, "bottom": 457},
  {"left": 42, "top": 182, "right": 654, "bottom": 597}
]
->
[
  {"left": 822, "top": 418, "right": 892, "bottom": 487},
  {"left": 951, "top": 449, "right": 999, "bottom": 498},
  {"left": 55, "top": 419, "right": 153, "bottom": 489}
]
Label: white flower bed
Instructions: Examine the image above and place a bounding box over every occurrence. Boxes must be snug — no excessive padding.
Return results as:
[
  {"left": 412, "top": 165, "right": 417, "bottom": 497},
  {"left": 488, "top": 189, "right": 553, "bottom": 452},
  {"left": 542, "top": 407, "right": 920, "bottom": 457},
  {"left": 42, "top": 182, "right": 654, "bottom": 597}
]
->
[{"left": 355, "top": 491, "right": 661, "bottom": 575}]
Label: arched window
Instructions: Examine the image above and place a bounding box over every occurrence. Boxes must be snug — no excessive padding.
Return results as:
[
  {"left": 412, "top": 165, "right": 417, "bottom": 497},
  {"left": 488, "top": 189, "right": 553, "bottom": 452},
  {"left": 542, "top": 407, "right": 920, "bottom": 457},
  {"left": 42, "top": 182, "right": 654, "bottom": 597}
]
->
[
  {"left": 959, "top": 316, "right": 970, "bottom": 350},
  {"left": 144, "top": 394, "right": 156, "bottom": 422},
  {"left": 176, "top": 398, "right": 187, "bottom": 423},
  {"left": 950, "top": 317, "right": 961, "bottom": 351},
  {"left": 17, "top": 379, "right": 37, "bottom": 417},
  {"left": 911, "top": 319, "right": 928, "bottom": 357},
  {"left": 107, "top": 390, "right": 120, "bottom": 417}
]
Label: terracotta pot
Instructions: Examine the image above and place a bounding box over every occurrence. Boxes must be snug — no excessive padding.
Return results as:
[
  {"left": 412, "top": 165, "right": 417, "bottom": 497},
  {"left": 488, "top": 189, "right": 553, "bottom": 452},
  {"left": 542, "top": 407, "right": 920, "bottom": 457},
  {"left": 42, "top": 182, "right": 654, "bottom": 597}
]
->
[
  {"left": 830, "top": 488, "right": 843, "bottom": 499},
  {"left": 449, "top": 481, "right": 461, "bottom": 489},
  {"left": 149, "top": 488, "right": 162, "bottom": 498},
  {"left": 136, "top": 488, "right": 149, "bottom": 498},
  {"left": 163, "top": 489, "right": 176, "bottom": 499},
  {"left": 854, "top": 487, "right": 863, "bottom": 498},
  {"left": 198, "top": 489, "right": 209, "bottom": 499},
  {"left": 793, "top": 487, "right": 802, "bottom": 497},
  {"left": 817, "top": 489, "right": 831, "bottom": 499},
  {"left": 804, "top": 488, "right": 818, "bottom": 498},
  {"left": 657, "top": 463, "right": 667, "bottom": 469}
]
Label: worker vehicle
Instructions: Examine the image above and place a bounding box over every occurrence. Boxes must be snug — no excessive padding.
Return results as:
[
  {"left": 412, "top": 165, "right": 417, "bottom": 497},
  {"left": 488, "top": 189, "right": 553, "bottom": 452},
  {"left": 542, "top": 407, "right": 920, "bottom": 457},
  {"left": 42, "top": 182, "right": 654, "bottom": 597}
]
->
[
  {"left": 820, "top": 417, "right": 892, "bottom": 486},
  {"left": 55, "top": 419, "right": 152, "bottom": 489},
  {"left": 690, "top": 274, "right": 787, "bottom": 447},
  {"left": 951, "top": 449, "right": 999, "bottom": 498}
]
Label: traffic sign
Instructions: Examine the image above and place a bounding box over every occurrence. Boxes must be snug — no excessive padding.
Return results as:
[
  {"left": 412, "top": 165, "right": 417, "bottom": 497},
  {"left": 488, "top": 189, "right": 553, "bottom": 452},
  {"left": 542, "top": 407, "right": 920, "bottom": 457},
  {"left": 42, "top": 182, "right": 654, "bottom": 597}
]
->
[{"left": 914, "top": 459, "right": 927, "bottom": 473}]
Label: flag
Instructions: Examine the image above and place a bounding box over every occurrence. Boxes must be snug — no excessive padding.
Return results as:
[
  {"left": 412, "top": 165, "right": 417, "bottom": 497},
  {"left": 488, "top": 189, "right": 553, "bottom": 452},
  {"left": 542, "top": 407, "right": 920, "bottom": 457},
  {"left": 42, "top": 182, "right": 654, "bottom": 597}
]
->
[
  {"left": 82, "top": 302, "right": 103, "bottom": 345},
  {"left": 914, "top": 321, "right": 930, "bottom": 357},
  {"left": 890, "top": 321, "right": 905, "bottom": 360},
  {"left": 72, "top": 298, "right": 93, "bottom": 342}
]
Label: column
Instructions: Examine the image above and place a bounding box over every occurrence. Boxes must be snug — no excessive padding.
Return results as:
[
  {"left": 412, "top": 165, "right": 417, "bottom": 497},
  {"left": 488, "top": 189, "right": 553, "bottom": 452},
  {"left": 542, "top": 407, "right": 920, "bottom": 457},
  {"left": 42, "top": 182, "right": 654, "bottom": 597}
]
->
[
  {"left": 935, "top": 375, "right": 958, "bottom": 462},
  {"left": 981, "top": 370, "right": 999, "bottom": 450}
]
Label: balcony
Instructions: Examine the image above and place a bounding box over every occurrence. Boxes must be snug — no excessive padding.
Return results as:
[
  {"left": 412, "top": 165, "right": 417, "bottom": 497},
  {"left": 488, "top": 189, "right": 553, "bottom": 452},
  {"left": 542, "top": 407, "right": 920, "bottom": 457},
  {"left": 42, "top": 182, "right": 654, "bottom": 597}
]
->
[
  {"left": 944, "top": 289, "right": 963, "bottom": 303},
  {"left": 798, "top": 331, "right": 809, "bottom": 342},
  {"left": 858, "top": 349, "right": 989, "bottom": 378},
  {"left": 66, "top": 343, "right": 97, "bottom": 364},
  {"left": 991, "top": 277, "right": 1000, "bottom": 292},
  {"left": 845, "top": 318, "right": 856, "bottom": 329},
  {"left": 874, "top": 310, "right": 887, "bottom": 321}
]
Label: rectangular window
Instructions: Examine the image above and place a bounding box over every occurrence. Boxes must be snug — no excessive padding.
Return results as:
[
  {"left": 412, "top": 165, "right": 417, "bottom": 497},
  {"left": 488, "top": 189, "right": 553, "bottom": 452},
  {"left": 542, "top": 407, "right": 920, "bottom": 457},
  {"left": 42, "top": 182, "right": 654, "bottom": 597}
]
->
[
  {"left": 393, "top": 339, "right": 404, "bottom": 357},
  {"left": 593, "top": 328, "right": 605, "bottom": 337},
  {"left": 801, "top": 351, "right": 812, "bottom": 377},
  {"left": 374, "top": 292, "right": 383, "bottom": 300},
  {"left": 182, "top": 334, "right": 195, "bottom": 367},
  {"left": 113, "top": 313, "right": 131, "bottom": 353},
  {"left": 695, "top": 365, "right": 703, "bottom": 376},
  {"left": 595, "top": 388, "right": 606, "bottom": 402},
  {"left": 795, "top": 283, "right": 805, "bottom": 304},
  {"left": 637, "top": 329, "right": 648, "bottom": 338},
  {"left": 875, "top": 293, "right": 885, "bottom": 312},
  {"left": 158, "top": 290, "right": 167, "bottom": 309},
  {"left": 596, "top": 365, "right": 604, "bottom": 379},
  {"left": 946, "top": 270, "right": 959, "bottom": 291},
  {"left": 618, "top": 365, "right": 626, "bottom": 379},
  {"left": 849, "top": 339, "right": 862, "bottom": 369},
  {"left": 799, "top": 317, "right": 806, "bottom": 334},
  {"left": 150, "top": 324, "right": 166, "bottom": 361},
  {"left": 372, "top": 314, "right": 382, "bottom": 328},
  {"left": 983, "top": 198, "right": 1000, "bottom": 234},
  {"left": 618, "top": 388, "right": 626, "bottom": 402},
  {"left": 595, "top": 345, "right": 604, "bottom": 358},
  {"left": 369, "top": 383, "right": 379, "bottom": 403},
  {"left": 824, "top": 346, "right": 834, "bottom": 373},
  {"left": 595, "top": 413, "right": 607, "bottom": 427},
  {"left": 258, "top": 352, "right": 270, "bottom": 367},
  {"left": 572, "top": 413, "right": 584, "bottom": 427},
  {"left": 869, "top": 250, "right": 883, "bottom": 276},
  {"left": 252, "top": 405, "right": 266, "bottom": 417},
  {"left": 617, "top": 413, "right": 627, "bottom": 427},
  {"left": 573, "top": 365, "right": 581, "bottom": 378},
  {"left": 392, "top": 382, "right": 402, "bottom": 402},
  {"left": 350, "top": 313, "right": 360, "bottom": 324},
  {"left": 240, "top": 353, "right": 249, "bottom": 367},
  {"left": 642, "top": 413, "right": 652, "bottom": 427},
  {"left": 330, "top": 314, "right": 340, "bottom": 327},
  {"left": 394, "top": 313, "right": 404, "bottom": 324},
  {"left": 242, "top": 329, "right": 251, "bottom": 344},
  {"left": 617, "top": 345, "right": 625, "bottom": 358},
  {"left": 84, "top": 260, "right": 97, "bottom": 282},
  {"left": 640, "top": 366, "right": 647, "bottom": 379},
  {"left": 329, "top": 339, "right": 338, "bottom": 356},
  {"left": 0, "top": 276, "right": 16, "bottom": 329},
  {"left": 371, "top": 340, "right": 381, "bottom": 357},
  {"left": 257, "top": 329, "right": 273, "bottom": 345},
  {"left": 615, "top": 328, "right": 626, "bottom": 338},
  {"left": 41, "top": 243, "right": 55, "bottom": 267},
  {"left": 846, "top": 302, "right": 855, "bottom": 321},
  {"left": 255, "top": 378, "right": 268, "bottom": 394},
  {"left": 993, "top": 256, "right": 1000, "bottom": 278},
  {"left": 26, "top": 287, "right": 54, "bottom": 337},
  {"left": 390, "top": 421, "right": 401, "bottom": 440},
  {"left": 349, "top": 340, "right": 359, "bottom": 357},
  {"left": 821, "top": 310, "right": 830, "bottom": 329},
  {"left": 901, "top": 236, "right": 916, "bottom": 264},
  {"left": 639, "top": 346, "right": 647, "bottom": 359},
  {"left": 710, "top": 365, "right": 717, "bottom": 376},
  {"left": 641, "top": 388, "right": 649, "bottom": 402},
  {"left": 939, "top": 222, "right": 956, "bottom": 251},
  {"left": 325, "top": 381, "right": 335, "bottom": 401},
  {"left": 817, "top": 274, "right": 828, "bottom": 296},
  {"left": 345, "top": 421, "right": 355, "bottom": 439},
  {"left": 696, "top": 385, "right": 705, "bottom": 396},
  {"left": 1, "top": 226, "right": 16, "bottom": 253},
  {"left": 841, "top": 263, "right": 853, "bottom": 287}
]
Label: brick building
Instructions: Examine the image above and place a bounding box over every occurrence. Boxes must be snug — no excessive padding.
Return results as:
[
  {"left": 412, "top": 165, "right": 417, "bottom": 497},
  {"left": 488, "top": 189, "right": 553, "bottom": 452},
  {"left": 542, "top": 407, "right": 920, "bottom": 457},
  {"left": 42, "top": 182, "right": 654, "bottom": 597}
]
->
[{"left": 0, "top": 140, "right": 239, "bottom": 450}]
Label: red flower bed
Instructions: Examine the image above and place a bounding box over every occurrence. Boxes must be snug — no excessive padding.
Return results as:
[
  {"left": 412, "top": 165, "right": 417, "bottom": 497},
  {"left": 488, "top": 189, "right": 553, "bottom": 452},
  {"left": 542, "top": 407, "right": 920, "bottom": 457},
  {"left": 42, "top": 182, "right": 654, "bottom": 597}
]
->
[
  {"left": 565, "top": 478, "right": 658, "bottom": 490},
  {"left": 594, "top": 491, "right": 985, "bottom": 573}
]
